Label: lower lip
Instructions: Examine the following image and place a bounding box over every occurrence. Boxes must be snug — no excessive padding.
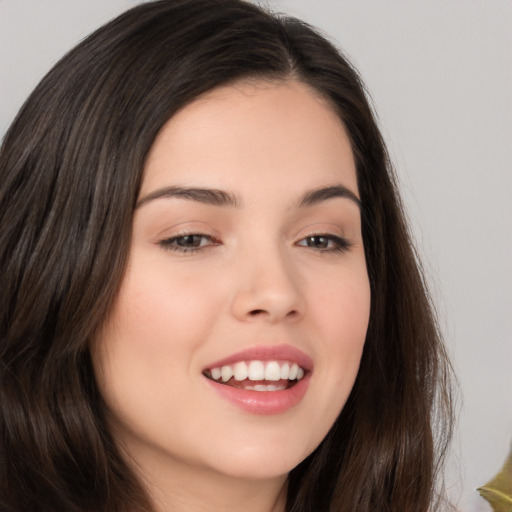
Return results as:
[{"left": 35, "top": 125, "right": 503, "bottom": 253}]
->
[{"left": 204, "top": 374, "right": 311, "bottom": 415}]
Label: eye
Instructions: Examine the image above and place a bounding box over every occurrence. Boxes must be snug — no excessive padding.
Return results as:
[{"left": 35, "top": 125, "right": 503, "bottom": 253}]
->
[
  {"left": 296, "top": 234, "right": 351, "bottom": 253},
  {"left": 158, "top": 233, "right": 219, "bottom": 253}
]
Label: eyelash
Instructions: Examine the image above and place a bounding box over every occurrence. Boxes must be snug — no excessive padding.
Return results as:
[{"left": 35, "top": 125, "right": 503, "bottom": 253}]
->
[
  {"left": 158, "top": 233, "right": 219, "bottom": 253},
  {"left": 296, "top": 234, "right": 352, "bottom": 253},
  {"left": 158, "top": 233, "right": 352, "bottom": 254}
]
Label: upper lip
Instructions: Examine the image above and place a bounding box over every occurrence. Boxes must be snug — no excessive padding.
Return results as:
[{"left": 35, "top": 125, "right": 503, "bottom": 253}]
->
[{"left": 203, "top": 344, "right": 313, "bottom": 372}]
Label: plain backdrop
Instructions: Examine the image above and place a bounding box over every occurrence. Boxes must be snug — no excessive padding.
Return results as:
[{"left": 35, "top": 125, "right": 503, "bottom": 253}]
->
[{"left": 1, "top": 1, "right": 511, "bottom": 511}]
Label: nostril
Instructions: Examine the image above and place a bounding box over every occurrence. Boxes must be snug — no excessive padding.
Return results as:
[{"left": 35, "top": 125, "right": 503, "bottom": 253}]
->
[
  {"left": 247, "top": 308, "right": 299, "bottom": 319},
  {"left": 249, "top": 309, "right": 267, "bottom": 316}
]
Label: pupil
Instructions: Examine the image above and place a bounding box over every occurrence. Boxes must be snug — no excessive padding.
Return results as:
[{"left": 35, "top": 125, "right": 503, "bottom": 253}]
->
[
  {"left": 178, "top": 235, "right": 201, "bottom": 247},
  {"left": 308, "top": 236, "right": 328, "bottom": 249}
]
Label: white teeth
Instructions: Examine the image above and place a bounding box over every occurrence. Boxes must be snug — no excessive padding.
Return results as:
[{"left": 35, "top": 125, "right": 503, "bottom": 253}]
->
[
  {"left": 248, "top": 360, "right": 265, "bottom": 381},
  {"left": 207, "top": 360, "right": 306, "bottom": 385},
  {"left": 221, "top": 366, "right": 233, "bottom": 382},
  {"left": 246, "top": 384, "right": 287, "bottom": 392},
  {"left": 233, "top": 362, "right": 248, "bottom": 381},
  {"left": 253, "top": 384, "right": 271, "bottom": 391},
  {"left": 264, "top": 361, "right": 281, "bottom": 381}
]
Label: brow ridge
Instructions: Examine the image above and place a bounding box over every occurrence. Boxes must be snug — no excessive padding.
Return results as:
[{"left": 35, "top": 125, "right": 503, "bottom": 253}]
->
[
  {"left": 136, "top": 186, "right": 240, "bottom": 208},
  {"left": 298, "top": 185, "right": 361, "bottom": 208},
  {"left": 136, "top": 184, "right": 360, "bottom": 210}
]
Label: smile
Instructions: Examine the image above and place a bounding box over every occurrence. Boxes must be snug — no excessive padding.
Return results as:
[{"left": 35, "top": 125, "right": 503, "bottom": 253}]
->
[
  {"left": 202, "top": 345, "right": 313, "bottom": 414},
  {"left": 204, "top": 360, "right": 306, "bottom": 391}
]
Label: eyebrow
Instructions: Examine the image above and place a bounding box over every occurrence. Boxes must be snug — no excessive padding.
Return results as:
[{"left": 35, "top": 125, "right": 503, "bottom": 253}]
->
[
  {"left": 136, "top": 184, "right": 360, "bottom": 209},
  {"left": 136, "top": 186, "right": 240, "bottom": 208},
  {"left": 297, "top": 185, "right": 361, "bottom": 209}
]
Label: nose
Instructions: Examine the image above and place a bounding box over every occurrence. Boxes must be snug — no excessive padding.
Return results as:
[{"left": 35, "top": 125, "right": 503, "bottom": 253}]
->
[{"left": 230, "top": 247, "right": 305, "bottom": 324}]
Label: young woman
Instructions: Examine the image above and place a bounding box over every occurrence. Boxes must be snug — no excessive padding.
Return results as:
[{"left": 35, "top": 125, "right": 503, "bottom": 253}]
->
[{"left": 0, "top": 1, "right": 454, "bottom": 511}]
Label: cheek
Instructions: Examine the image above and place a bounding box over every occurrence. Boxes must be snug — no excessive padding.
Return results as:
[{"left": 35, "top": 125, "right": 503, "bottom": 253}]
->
[
  {"left": 285, "top": 264, "right": 369, "bottom": 452},
  {"left": 325, "top": 283, "right": 370, "bottom": 348},
  {"left": 310, "top": 257, "right": 370, "bottom": 340},
  {"left": 91, "top": 261, "right": 224, "bottom": 415},
  {"left": 90, "top": 261, "right": 225, "bottom": 438},
  {"left": 109, "top": 261, "right": 224, "bottom": 357},
  {"left": 307, "top": 263, "right": 370, "bottom": 386}
]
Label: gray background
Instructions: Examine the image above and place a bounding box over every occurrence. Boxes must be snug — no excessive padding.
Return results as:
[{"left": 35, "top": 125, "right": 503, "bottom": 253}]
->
[{"left": 1, "top": 1, "right": 511, "bottom": 511}]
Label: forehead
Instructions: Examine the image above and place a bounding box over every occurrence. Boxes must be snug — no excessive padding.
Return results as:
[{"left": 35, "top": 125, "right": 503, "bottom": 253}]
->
[{"left": 141, "top": 79, "right": 357, "bottom": 199}]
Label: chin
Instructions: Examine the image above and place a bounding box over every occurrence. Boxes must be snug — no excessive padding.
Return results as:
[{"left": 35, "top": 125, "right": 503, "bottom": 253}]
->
[
  {"left": 209, "top": 455, "right": 298, "bottom": 481},
  {"left": 199, "top": 431, "right": 317, "bottom": 481}
]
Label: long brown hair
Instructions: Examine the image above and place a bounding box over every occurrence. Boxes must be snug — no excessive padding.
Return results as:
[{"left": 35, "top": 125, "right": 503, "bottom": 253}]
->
[{"left": 0, "top": 1, "right": 454, "bottom": 510}]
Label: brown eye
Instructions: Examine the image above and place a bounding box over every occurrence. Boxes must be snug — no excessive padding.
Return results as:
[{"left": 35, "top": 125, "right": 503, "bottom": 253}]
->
[
  {"left": 175, "top": 235, "right": 206, "bottom": 248},
  {"left": 297, "top": 234, "right": 351, "bottom": 253},
  {"left": 159, "top": 233, "right": 218, "bottom": 253},
  {"left": 304, "top": 236, "right": 329, "bottom": 249}
]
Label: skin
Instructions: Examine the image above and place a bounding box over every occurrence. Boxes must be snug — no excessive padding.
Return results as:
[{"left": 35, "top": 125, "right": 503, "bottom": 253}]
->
[{"left": 92, "top": 79, "right": 371, "bottom": 512}]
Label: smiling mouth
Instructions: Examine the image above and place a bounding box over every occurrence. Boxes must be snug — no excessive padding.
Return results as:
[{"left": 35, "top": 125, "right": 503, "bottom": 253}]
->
[{"left": 203, "top": 360, "right": 306, "bottom": 391}]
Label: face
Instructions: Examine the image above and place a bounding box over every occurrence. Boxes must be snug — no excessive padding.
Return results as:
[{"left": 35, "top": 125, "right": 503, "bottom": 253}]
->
[{"left": 92, "top": 80, "right": 370, "bottom": 485}]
